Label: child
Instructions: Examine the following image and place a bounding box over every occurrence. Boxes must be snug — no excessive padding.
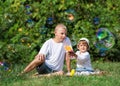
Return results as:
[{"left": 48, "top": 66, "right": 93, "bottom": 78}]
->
[
  {"left": 20, "top": 24, "right": 72, "bottom": 76},
  {"left": 66, "top": 38, "right": 101, "bottom": 76}
]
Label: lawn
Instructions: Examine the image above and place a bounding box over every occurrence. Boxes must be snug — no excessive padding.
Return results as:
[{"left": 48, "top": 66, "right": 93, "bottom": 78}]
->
[{"left": 0, "top": 61, "right": 120, "bottom": 86}]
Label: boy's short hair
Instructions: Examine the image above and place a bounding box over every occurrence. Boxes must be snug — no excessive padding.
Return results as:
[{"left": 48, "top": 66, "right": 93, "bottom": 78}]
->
[{"left": 55, "top": 24, "right": 67, "bottom": 31}]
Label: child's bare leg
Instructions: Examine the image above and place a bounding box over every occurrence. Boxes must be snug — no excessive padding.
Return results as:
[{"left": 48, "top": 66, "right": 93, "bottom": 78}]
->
[
  {"left": 22, "top": 58, "right": 44, "bottom": 74},
  {"left": 44, "top": 71, "right": 64, "bottom": 77},
  {"left": 32, "top": 71, "right": 64, "bottom": 78},
  {"left": 51, "top": 71, "right": 64, "bottom": 76}
]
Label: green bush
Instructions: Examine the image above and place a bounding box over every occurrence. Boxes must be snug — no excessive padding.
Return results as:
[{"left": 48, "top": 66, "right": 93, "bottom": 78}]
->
[{"left": 0, "top": 0, "right": 120, "bottom": 63}]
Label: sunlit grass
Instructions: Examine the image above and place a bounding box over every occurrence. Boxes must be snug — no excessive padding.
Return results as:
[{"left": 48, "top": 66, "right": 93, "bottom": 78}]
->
[{"left": 0, "top": 62, "right": 120, "bottom": 86}]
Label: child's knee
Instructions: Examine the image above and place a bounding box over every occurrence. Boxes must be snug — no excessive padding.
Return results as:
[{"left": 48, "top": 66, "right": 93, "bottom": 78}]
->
[{"left": 33, "top": 59, "right": 43, "bottom": 65}]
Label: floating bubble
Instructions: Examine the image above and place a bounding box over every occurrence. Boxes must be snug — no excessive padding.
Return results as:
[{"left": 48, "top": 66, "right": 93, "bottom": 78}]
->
[
  {"left": 26, "top": 19, "right": 34, "bottom": 28},
  {"left": 95, "top": 28, "right": 115, "bottom": 56},
  {"left": 25, "top": 5, "right": 32, "bottom": 15},
  {"left": 0, "top": 61, "right": 11, "bottom": 71},
  {"left": 96, "top": 28, "right": 115, "bottom": 49},
  {"left": 64, "top": 9, "right": 76, "bottom": 23},
  {"left": 95, "top": 41, "right": 107, "bottom": 56},
  {"left": 39, "top": 26, "right": 48, "bottom": 34},
  {"left": 93, "top": 17, "right": 100, "bottom": 25},
  {"left": 95, "top": 38, "right": 115, "bottom": 50},
  {"left": 46, "top": 17, "right": 54, "bottom": 25},
  {"left": 46, "top": 17, "right": 54, "bottom": 27},
  {"left": 99, "top": 49, "right": 106, "bottom": 56},
  {"left": 96, "top": 28, "right": 108, "bottom": 40}
]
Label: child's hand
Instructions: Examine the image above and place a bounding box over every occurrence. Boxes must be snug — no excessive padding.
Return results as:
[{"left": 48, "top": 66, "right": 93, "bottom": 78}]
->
[
  {"left": 68, "top": 51, "right": 75, "bottom": 56},
  {"left": 68, "top": 51, "right": 77, "bottom": 58}
]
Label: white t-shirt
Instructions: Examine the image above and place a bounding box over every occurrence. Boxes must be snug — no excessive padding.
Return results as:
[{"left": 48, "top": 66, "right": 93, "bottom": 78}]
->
[
  {"left": 76, "top": 51, "right": 93, "bottom": 70},
  {"left": 39, "top": 37, "right": 71, "bottom": 71}
]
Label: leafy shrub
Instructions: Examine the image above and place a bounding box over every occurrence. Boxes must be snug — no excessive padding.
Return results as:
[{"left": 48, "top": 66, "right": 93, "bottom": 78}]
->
[{"left": 0, "top": 0, "right": 120, "bottom": 63}]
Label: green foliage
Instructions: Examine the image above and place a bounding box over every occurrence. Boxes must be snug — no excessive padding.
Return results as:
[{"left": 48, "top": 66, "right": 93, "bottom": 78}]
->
[
  {"left": 0, "top": 43, "right": 38, "bottom": 63},
  {"left": 0, "top": 0, "right": 120, "bottom": 63}
]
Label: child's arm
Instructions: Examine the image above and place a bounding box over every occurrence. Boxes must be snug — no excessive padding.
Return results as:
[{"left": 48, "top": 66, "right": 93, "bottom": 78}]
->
[
  {"left": 65, "top": 51, "right": 77, "bottom": 76},
  {"left": 66, "top": 52, "right": 71, "bottom": 73}
]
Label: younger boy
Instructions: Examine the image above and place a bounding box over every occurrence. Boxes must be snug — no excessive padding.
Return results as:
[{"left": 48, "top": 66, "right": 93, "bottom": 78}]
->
[{"left": 66, "top": 38, "right": 94, "bottom": 76}]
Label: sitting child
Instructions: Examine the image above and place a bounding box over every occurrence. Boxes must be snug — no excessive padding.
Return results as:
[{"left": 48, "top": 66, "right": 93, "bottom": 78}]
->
[{"left": 66, "top": 38, "right": 104, "bottom": 76}]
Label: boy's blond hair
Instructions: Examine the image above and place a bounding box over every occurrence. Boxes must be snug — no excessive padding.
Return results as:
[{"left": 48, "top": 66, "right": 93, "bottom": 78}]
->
[{"left": 55, "top": 24, "right": 67, "bottom": 31}]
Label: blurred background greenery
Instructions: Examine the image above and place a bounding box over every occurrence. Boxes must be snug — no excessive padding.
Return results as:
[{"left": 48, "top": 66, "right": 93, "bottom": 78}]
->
[{"left": 0, "top": 0, "right": 120, "bottom": 64}]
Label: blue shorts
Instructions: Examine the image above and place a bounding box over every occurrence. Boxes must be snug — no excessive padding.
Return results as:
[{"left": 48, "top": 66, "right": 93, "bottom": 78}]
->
[
  {"left": 36, "top": 63, "right": 53, "bottom": 74},
  {"left": 76, "top": 68, "right": 94, "bottom": 72}
]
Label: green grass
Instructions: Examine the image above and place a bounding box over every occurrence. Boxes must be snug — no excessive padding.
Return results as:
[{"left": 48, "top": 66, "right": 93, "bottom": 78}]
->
[{"left": 0, "top": 62, "right": 120, "bottom": 86}]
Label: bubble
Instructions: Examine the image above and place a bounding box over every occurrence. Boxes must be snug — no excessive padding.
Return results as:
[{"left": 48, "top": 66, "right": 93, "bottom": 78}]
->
[
  {"left": 46, "top": 17, "right": 54, "bottom": 27},
  {"left": 96, "top": 28, "right": 115, "bottom": 49},
  {"left": 0, "top": 61, "right": 11, "bottom": 71},
  {"left": 93, "top": 17, "right": 100, "bottom": 25},
  {"left": 95, "top": 28, "right": 115, "bottom": 56},
  {"left": 64, "top": 9, "right": 76, "bottom": 23},
  {"left": 26, "top": 19, "right": 34, "bottom": 28},
  {"left": 99, "top": 49, "right": 106, "bottom": 56},
  {"left": 95, "top": 41, "right": 107, "bottom": 56},
  {"left": 96, "top": 28, "right": 108, "bottom": 40},
  {"left": 95, "top": 38, "right": 115, "bottom": 50},
  {"left": 39, "top": 26, "right": 48, "bottom": 34},
  {"left": 46, "top": 17, "right": 54, "bottom": 25},
  {"left": 25, "top": 5, "right": 32, "bottom": 15}
]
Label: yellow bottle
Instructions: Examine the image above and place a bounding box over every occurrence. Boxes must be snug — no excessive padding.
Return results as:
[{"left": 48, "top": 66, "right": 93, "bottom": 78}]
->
[{"left": 70, "top": 69, "right": 75, "bottom": 76}]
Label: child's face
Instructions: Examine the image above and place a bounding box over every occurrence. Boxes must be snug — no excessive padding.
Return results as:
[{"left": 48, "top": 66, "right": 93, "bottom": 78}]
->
[
  {"left": 54, "top": 28, "right": 67, "bottom": 42},
  {"left": 77, "top": 41, "right": 88, "bottom": 53}
]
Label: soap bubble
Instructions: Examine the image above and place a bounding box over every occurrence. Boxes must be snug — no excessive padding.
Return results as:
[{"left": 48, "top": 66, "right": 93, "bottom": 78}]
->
[
  {"left": 95, "top": 37, "right": 115, "bottom": 50},
  {"left": 25, "top": 5, "right": 32, "bottom": 15},
  {"left": 96, "top": 28, "right": 108, "bottom": 40},
  {"left": 64, "top": 9, "right": 76, "bottom": 23},
  {"left": 96, "top": 28, "right": 115, "bottom": 49},
  {"left": 95, "top": 28, "right": 115, "bottom": 56},
  {"left": 93, "top": 17, "right": 100, "bottom": 25},
  {"left": 39, "top": 26, "right": 48, "bottom": 34},
  {"left": 94, "top": 40, "right": 108, "bottom": 56},
  {"left": 26, "top": 19, "right": 34, "bottom": 28},
  {"left": 46, "top": 17, "right": 54, "bottom": 25},
  {"left": 0, "top": 61, "right": 11, "bottom": 71},
  {"left": 46, "top": 17, "right": 54, "bottom": 27}
]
